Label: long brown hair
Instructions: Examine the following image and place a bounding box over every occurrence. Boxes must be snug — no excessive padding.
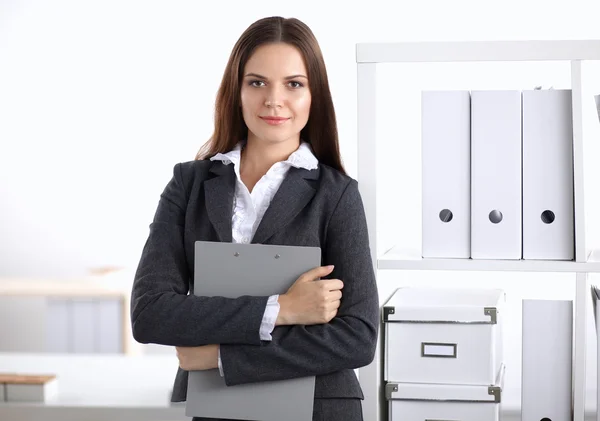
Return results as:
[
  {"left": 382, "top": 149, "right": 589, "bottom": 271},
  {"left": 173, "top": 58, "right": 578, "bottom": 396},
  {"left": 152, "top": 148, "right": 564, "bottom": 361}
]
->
[{"left": 195, "top": 16, "right": 345, "bottom": 175}]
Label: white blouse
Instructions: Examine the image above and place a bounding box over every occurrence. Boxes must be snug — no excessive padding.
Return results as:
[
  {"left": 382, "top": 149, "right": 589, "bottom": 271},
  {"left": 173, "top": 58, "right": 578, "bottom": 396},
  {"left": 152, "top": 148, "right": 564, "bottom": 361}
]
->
[
  {"left": 210, "top": 141, "right": 319, "bottom": 374},
  {"left": 211, "top": 141, "right": 319, "bottom": 245}
]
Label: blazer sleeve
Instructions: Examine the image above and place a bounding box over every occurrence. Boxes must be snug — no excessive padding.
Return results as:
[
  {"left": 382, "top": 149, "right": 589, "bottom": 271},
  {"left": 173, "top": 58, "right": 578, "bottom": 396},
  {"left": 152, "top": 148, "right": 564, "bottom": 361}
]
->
[
  {"left": 219, "top": 179, "right": 379, "bottom": 386},
  {"left": 130, "top": 163, "right": 270, "bottom": 347}
]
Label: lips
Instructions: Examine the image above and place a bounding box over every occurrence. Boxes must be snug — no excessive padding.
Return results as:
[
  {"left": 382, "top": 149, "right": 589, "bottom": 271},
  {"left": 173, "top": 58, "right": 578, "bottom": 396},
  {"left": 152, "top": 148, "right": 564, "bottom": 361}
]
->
[{"left": 260, "top": 116, "right": 290, "bottom": 126}]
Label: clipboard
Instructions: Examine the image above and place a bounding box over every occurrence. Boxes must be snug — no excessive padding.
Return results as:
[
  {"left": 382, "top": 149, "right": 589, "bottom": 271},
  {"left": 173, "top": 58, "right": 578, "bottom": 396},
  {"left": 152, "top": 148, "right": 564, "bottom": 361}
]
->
[{"left": 186, "top": 241, "right": 320, "bottom": 421}]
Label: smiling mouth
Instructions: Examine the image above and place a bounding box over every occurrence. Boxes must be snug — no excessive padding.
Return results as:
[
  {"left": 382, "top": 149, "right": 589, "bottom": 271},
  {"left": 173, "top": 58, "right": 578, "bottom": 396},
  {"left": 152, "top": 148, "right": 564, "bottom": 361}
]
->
[{"left": 260, "top": 117, "right": 290, "bottom": 126}]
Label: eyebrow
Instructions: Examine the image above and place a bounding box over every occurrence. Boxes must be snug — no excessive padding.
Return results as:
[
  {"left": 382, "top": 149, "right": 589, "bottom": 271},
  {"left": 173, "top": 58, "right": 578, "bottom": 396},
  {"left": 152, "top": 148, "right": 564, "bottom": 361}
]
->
[{"left": 244, "top": 72, "right": 308, "bottom": 80}]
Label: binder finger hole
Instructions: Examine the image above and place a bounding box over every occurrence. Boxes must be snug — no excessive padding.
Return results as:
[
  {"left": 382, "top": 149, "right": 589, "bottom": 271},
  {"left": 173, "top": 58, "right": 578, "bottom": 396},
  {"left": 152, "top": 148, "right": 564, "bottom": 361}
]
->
[
  {"left": 439, "top": 209, "right": 453, "bottom": 223},
  {"left": 541, "top": 210, "right": 555, "bottom": 224},
  {"left": 489, "top": 210, "right": 503, "bottom": 224}
]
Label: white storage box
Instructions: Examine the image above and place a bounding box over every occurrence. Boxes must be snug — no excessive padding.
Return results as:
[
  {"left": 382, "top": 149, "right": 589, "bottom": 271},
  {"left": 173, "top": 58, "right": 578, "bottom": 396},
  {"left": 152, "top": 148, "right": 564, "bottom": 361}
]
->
[
  {"left": 387, "top": 363, "right": 505, "bottom": 421},
  {"left": 384, "top": 287, "right": 504, "bottom": 385}
]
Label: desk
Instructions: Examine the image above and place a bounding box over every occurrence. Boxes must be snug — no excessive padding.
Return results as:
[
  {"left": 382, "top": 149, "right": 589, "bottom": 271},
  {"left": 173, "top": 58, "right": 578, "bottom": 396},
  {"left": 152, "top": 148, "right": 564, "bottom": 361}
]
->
[
  {"left": 0, "top": 353, "right": 596, "bottom": 421},
  {"left": 0, "top": 353, "right": 186, "bottom": 421}
]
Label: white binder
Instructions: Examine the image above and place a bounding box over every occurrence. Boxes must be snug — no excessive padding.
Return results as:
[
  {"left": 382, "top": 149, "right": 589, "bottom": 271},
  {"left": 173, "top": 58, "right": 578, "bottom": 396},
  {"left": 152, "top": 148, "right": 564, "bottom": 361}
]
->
[
  {"left": 421, "top": 90, "right": 471, "bottom": 258},
  {"left": 521, "top": 299, "right": 572, "bottom": 421},
  {"left": 522, "top": 89, "right": 574, "bottom": 260},
  {"left": 471, "top": 90, "right": 522, "bottom": 259}
]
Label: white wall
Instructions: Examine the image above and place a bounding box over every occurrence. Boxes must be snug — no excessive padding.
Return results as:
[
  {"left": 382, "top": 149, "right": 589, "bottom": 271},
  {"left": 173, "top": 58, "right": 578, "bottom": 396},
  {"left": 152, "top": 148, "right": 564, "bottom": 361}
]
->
[
  {"left": 1, "top": 0, "right": 599, "bottom": 278},
  {"left": 2, "top": 0, "right": 600, "bottom": 397}
]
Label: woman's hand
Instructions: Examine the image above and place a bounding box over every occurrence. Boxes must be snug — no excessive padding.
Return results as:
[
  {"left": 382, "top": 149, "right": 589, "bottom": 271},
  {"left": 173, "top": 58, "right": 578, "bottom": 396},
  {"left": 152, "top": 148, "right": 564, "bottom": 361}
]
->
[
  {"left": 276, "top": 265, "right": 343, "bottom": 326},
  {"left": 176, "top": 345, "right": 219, "bottom": 371}
]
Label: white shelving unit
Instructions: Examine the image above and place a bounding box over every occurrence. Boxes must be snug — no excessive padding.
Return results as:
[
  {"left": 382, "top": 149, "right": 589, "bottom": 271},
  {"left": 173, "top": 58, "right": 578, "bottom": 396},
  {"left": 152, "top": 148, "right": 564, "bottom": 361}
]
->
[{"left": 356, "top": 40, "right": 600, "bottom": 421}]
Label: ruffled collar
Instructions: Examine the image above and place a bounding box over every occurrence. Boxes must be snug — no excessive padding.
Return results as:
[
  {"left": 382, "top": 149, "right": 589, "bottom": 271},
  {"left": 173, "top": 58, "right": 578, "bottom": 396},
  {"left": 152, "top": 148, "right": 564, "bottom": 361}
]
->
[{"left": 210, "top": 140, "right": 318, "bottom": 171}]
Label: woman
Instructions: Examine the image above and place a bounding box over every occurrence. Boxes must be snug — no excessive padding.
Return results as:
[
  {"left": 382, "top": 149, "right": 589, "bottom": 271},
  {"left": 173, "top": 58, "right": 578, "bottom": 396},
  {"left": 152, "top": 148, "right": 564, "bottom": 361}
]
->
[{"left": 130, "top": 16, "right": 379, "bottom": 421}]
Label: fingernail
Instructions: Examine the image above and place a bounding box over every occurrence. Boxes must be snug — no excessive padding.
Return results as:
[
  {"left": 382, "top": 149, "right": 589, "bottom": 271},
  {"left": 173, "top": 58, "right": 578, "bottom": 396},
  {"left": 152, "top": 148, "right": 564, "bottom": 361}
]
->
[{"left": 328, "top": 265, "right": 335, "bottom": 270}]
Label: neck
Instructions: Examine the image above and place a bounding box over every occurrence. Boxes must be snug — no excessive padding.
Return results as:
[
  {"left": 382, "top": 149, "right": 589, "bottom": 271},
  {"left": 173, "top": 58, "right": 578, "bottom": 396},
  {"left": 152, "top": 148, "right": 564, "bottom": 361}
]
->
[{"left": 241, "top": 136, "right": 301, "bottom": 175}]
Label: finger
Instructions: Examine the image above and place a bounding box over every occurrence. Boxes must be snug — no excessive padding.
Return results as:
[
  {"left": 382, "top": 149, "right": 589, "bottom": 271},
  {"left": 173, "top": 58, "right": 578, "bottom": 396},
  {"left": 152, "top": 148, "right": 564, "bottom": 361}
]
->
[
  {"left": 327, "top": 299, "right": 341, "bottom": 310},
  {"left": 326, "top": 309, "right": 338, "bottom": 322},
  {"left": 318, "top": 279, "right": 343, "bottom": 291},
  {"left": 298, "top": 265, "right": 335, "bottom": 283},
  {"left": 327, "top": 290, "right": 343, "bottom": 301}
]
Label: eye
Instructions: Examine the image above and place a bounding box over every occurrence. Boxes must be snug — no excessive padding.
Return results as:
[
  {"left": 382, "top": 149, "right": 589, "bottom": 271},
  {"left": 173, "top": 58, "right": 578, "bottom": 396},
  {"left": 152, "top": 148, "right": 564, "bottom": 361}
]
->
[
  {"left": 288, "top": 81, "right": 304, "bottom": 88},
  {"left": 249, "top": 80, "right": 265, "bottom": 87}
]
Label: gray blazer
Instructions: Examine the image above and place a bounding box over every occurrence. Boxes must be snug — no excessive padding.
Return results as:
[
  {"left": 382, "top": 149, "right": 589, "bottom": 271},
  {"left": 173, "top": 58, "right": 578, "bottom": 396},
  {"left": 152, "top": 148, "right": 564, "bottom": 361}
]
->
[{"left": 130, "top": 158, "right": 379, "bottom": 402}]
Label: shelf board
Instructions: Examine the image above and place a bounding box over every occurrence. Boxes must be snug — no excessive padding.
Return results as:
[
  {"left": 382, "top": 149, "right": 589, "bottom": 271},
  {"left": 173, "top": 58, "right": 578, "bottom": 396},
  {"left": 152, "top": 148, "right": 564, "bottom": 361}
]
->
[
  {"left": 378, "top": 246, "right": 600, "bottom": 272},
  {"left": 356, "top": 40, "right": 600, "bottom": 64}
]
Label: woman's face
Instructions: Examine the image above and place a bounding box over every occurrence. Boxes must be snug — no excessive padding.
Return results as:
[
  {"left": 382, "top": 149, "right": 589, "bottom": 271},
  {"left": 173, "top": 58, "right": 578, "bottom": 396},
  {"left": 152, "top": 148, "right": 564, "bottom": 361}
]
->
[{"left": 240, "top": 43, "right": 311, "bottom": 147}]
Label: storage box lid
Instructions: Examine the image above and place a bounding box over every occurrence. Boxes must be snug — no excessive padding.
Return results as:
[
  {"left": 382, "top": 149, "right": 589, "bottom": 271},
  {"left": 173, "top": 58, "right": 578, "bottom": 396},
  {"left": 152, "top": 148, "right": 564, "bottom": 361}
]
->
[
  {"left": 383, "top": 287, "right": 505, "bottom": 323},
  {"left": 386, "top": 363, "right": 505, "bottom": 403}
]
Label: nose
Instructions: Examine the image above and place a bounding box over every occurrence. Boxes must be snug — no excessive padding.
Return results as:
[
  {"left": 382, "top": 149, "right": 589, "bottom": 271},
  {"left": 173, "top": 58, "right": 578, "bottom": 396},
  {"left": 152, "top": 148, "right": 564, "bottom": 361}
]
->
[{"left": 264, "top": 85, "right": 284, "bottom": 108}]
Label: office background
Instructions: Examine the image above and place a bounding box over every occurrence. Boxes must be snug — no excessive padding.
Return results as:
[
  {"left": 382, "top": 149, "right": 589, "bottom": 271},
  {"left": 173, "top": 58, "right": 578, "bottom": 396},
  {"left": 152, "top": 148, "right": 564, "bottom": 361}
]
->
[{"left": 1, "top": 0, "right": 600, "bottom": 414}]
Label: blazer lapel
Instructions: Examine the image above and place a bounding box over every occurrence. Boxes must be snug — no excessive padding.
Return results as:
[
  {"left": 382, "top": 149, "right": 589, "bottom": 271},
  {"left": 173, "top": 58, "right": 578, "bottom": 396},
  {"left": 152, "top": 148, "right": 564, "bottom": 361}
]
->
[
  {"left": 204, "top": 161, "right": 235, "bottom": 242},
  {"left": 251, "top": 166, "right": 320, "bottom": 244}
]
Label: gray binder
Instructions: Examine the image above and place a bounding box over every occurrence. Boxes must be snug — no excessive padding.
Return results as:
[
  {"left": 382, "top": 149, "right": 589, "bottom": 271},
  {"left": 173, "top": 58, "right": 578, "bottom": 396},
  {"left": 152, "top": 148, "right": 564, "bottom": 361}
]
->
[{"left": 186, "top": 241, "right": 320, "bottom": 421}]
